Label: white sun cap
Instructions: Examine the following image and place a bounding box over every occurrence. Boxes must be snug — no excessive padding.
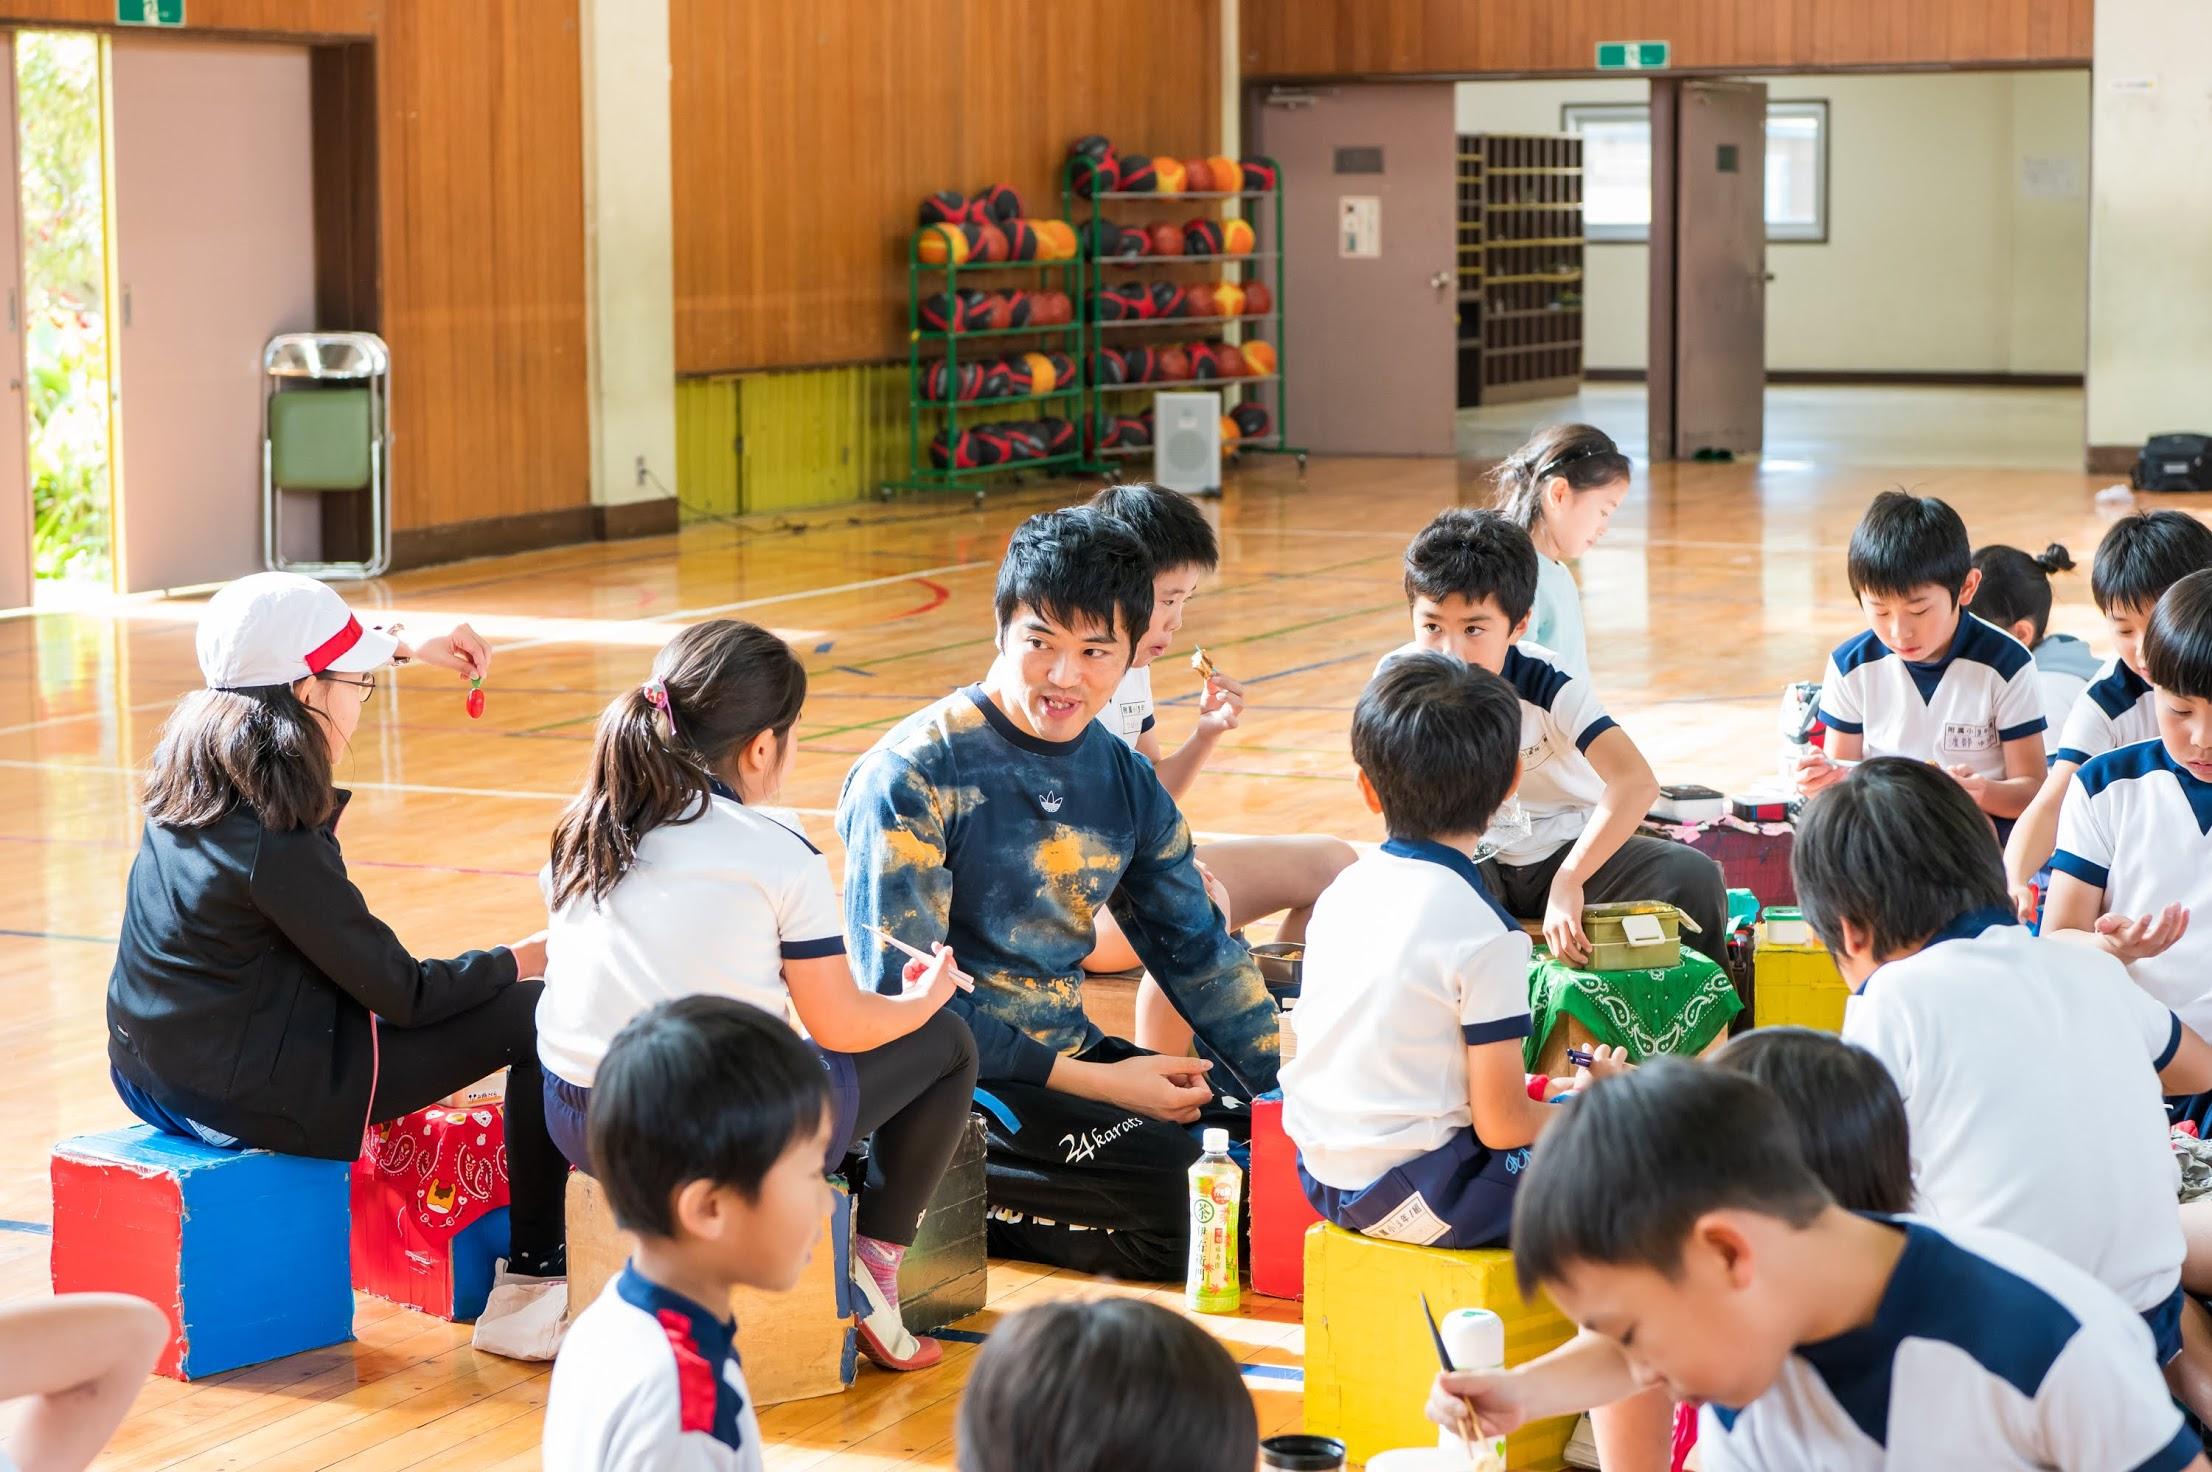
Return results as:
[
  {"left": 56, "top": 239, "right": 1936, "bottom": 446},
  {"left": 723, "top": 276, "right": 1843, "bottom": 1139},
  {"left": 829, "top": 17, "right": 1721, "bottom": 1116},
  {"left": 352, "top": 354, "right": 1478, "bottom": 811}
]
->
[{"left": 196, "top": 573, "right": 399, "bottom": 690}]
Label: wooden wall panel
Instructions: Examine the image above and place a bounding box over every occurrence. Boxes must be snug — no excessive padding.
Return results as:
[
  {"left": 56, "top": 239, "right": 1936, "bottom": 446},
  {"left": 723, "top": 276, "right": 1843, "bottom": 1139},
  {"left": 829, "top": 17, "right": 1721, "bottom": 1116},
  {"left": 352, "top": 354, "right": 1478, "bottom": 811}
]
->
[
  {"left": 0, "top": 0, "right": 588, "bottom": 540},
  {"left": 1241, "top": 0, "right": 2092, "bottom": 79},
  {"left": 672, "top": 0, "right": 1222, "bottom": 375},
  {"left": 374, "top": 0, "right": 588, "bottom": 530}
]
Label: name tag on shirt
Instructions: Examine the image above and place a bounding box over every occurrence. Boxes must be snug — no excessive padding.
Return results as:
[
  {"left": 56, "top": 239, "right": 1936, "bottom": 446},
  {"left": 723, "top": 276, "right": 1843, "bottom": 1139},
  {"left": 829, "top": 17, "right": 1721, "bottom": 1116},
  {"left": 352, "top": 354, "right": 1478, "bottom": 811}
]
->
[
  {"left": 1941, "top": 722, "right": 1997, "bottom": 753},
  {"left": 1119, "top": 700, "right": 1147, "bottom": 732}
]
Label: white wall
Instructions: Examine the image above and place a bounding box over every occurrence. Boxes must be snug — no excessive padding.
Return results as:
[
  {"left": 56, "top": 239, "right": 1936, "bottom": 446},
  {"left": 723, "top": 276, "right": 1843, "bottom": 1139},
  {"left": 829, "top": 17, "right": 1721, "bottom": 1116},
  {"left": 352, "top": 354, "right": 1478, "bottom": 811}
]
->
[
  {"left": 580, "top": 0, "right": 679, "bottom": 510},
  {"left": 2086, "top": 0, "right": 2212, "bottom": 449},
  {"left": 1455, "top": 71, "right": 2089, "bottom": 376}
]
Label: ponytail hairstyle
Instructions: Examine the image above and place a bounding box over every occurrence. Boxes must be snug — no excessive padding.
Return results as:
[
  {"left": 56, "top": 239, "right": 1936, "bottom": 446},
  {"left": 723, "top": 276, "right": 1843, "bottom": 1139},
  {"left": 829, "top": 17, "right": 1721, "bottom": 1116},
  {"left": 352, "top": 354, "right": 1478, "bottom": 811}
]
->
[
  {"left": 547, "top": 619, "right": 807, "bottom": 910},
  {"left": 1969, "top": 543, "right": 2075, "bottom": 645},
  {"left": 141, "top": 683, "right": 339, "bottom": 832},
  {"left": 1491, "top": 423, "right": 1631, "bottom": 532}
]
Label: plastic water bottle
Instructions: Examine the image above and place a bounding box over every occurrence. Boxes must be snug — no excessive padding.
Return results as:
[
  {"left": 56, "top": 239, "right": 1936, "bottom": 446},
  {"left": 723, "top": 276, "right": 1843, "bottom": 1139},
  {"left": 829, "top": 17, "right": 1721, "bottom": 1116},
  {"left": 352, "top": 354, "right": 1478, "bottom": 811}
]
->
[
  {"left": 1186, "top": 1127, "right": 1242, "bottom": 1314},
  {"left": 1440, "top": 1307, "right": 1507, "bottom": 1464}
]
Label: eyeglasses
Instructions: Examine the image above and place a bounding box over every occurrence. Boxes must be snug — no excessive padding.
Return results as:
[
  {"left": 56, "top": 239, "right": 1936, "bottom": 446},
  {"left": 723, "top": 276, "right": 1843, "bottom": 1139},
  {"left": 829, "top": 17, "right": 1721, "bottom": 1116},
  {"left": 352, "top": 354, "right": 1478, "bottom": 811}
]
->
[{"left": 320, "top": 673, "right": 377, "bottom": 704}]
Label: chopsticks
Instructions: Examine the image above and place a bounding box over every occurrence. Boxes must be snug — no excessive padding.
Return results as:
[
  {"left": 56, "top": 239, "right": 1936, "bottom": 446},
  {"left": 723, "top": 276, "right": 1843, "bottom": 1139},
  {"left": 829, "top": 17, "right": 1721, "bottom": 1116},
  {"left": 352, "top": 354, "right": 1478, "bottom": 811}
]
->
[
  {"left": 863, "top": 924, "right": 976, "bottom": 992},
  {"left": 1422, "top": 1293, "right": 1479, "bottom": 1469}
]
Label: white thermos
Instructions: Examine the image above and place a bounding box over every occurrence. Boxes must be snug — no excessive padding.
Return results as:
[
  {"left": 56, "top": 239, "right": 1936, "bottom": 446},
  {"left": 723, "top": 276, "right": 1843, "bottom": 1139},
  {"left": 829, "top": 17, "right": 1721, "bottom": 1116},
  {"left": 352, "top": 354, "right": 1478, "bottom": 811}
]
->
[{"left": 1439, "top": 1307, "right": 1507, "bottom": 1462}]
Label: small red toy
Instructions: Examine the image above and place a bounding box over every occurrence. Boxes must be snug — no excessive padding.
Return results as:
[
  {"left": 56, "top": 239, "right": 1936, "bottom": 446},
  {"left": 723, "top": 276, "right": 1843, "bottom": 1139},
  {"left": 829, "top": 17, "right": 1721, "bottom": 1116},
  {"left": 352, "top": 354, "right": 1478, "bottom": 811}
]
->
[{"left": 465, "top": 677, "right": 485, "bottom": 720}]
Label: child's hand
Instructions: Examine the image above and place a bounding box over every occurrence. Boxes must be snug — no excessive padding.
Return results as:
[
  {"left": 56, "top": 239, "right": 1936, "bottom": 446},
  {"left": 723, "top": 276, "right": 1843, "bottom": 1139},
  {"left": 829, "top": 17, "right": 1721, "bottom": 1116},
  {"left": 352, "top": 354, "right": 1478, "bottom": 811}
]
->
[
  {"left": 1098, "top": 1054, "right": 1214, "bottom": 1123},
  {"left": 408, "top": 624, "right": 492, "bottom": 681},
  {"left": 1793, "top": 748, "right": 1845, "bottom": 795},
  {"left": 900, "top": 942, "right": 964, "bottom": 1010},
  {"left": 1943, "top": 763, "right": 1991, "bottom": 808},
  {"left": 2009, "top": 878, "right": 2041, "bottom": 925},
  {"left": 1543, "top": 875, "right": 1591, "bottom": 966},
  {"left": 507, "top": 931, "right": 549, "bottom": 980},
  {"left": 1195, "top": 859, "right": 1233, "bottom": 922},
  {"left": 1195, "top": 672, "right": 1245, "bottom": 736},
  {"left": 1427, "top": 1367, "right": 1533, "bottom": 1441},
  {"left": 2096, "top": 904, "right": 2191, "bottom": 965},
  {"left": 1572, "top": 1044, "right": 1632, "bottom": 1090}
]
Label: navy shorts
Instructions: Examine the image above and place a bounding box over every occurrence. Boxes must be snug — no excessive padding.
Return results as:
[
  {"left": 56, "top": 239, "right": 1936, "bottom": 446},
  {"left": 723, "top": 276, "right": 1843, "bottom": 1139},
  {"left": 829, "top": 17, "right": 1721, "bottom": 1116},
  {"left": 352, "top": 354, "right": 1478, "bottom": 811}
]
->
[
  {"left": 2144, "top": 1283, "right": 2186, "bottom": 1367},
  {"left": 545, "top": 1042, "right": 861, "bottom": 1177},
  {"left": 1297, "top": 1125, "right": 1528, "bottom": 1251}
]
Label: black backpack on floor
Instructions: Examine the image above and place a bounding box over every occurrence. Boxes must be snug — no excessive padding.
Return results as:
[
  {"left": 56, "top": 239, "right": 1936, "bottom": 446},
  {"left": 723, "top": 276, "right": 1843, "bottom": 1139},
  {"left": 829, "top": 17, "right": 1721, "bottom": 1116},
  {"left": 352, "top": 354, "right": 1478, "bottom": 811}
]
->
[{"left": 2135, "top": 434, "right": 2212, "bottom": 492}]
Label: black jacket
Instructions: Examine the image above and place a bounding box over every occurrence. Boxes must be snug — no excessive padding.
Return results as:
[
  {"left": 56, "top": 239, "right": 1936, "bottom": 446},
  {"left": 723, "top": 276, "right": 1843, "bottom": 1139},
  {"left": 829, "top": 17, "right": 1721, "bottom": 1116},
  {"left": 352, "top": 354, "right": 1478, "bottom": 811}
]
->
[{"left": 107, "top": 791, "right": 517, "bottom": 1160}]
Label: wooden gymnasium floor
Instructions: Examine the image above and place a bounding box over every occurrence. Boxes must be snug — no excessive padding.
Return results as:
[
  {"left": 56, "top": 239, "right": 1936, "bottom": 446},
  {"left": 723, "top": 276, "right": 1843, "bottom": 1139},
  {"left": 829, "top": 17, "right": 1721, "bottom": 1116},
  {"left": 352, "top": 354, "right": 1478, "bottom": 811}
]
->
[{"left": 0, "top": 384, "right": 2187, "bottom": 1468}]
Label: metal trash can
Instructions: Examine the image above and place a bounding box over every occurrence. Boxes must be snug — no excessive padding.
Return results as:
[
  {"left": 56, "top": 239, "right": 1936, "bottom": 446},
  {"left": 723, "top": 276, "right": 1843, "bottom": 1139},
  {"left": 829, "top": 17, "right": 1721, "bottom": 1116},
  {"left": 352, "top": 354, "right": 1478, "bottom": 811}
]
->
[{"left": 262, "top": 331, "right": 390, "bottom": 579}]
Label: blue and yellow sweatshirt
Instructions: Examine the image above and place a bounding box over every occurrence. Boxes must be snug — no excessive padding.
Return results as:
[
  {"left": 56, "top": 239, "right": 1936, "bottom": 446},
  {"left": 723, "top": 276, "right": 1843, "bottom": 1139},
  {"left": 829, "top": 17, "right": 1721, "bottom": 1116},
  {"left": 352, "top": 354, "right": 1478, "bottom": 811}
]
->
[{"left": 836, "top": 685, "right": 1280, "bottom": 1094}]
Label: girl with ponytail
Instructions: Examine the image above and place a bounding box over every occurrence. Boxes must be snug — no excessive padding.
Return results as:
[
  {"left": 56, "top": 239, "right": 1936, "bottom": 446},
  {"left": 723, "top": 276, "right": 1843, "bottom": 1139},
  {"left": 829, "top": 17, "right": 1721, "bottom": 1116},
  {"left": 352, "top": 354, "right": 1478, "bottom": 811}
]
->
[
  {"left": 537, "top": 619, "right": 977, "bottom": 1373},
  {"left": 1970, "top": 542, "right": 2095, "bottom": 753},
  {"left": 1491, "top": 423, "right": 1632, "bottom": 682}
]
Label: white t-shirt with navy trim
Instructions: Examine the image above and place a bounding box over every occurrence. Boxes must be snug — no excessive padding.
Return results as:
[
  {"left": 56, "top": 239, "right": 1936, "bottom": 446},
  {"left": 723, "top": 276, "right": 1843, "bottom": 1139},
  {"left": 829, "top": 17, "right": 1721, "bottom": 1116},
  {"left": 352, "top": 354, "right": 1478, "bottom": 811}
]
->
[
  {"left": 544, "top": 1263, "right": 765, "bottom": 1472},
  {"left": 2053, "top": 657, "right": 2157, "bottom": 768},
  {"left": 2032, "top": 636, "right": 2100, "bottom": 758},
  {"left": 2054, "top": 739, "right": 2212, "bottom": 1036},
  {"left": 536, "top": 792, "right": 846, "bottom": 1087},
  {"left": 1815, "top": 613, "right": 2045, "bottom": 777},
  {"left": 1281, "top": 838, "right": 1534, "bottom": 1191},
  {"left": 1843, "top": 911, "right": 2184, "bottom": 1315},
  {"left": 1377, "top": 640, "right": 1617, "bottom": 866},
  {"left": 1699, "top": 1219, "right": 2197, "bottom": 1472},
  {"left": 1104, "top": 664, "right": 1156, "bottom": 748}
]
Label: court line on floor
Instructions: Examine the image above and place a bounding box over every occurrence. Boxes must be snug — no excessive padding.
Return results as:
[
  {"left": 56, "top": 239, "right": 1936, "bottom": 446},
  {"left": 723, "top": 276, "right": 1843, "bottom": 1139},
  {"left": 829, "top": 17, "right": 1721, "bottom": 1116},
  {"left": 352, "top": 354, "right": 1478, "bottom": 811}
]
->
[
  {"left": 493, "top": 560, "right": 997, "bottom": 654},
  {"left": 0, "top": 927, "right": 116, "bottom": 944},
  {"left": 0, "top": 1218, "right": 50, "bottom": 1237}
]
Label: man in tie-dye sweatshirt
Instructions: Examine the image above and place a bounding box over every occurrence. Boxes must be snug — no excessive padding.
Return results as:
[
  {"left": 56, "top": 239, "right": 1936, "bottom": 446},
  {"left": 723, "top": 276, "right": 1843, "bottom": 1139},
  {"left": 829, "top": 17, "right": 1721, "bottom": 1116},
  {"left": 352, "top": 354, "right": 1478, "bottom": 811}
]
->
[{"left": 838, "top": 507, "right": 1280, "bottom": 1278}]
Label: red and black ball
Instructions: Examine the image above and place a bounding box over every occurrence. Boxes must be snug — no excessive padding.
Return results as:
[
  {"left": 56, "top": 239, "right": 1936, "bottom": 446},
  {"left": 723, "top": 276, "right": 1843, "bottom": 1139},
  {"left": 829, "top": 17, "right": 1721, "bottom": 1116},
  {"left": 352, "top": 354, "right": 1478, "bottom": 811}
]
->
[
  {"left": 1232, "top": 403, "right": 1273, "bottom": 438},
  {"left": 1121, "top": 345, "right": 1159, "bottom": 384},
  {"left": 1183, "top": 220, "right": 1225, "bottom": 257},
  {"left": 1116, "top": 154, "right": 1158, "bottom": 193},
  {"left": 920, "top": 191, "right": 971, "bottom": 226},
  {"left": 1239, "top": 159, "right": 1278, "bottom": 192},
  {"left": 1148, "top": 282, "right": 1189, "bottom": 319},
  {"left": 979, "top": 183, "right": 1025, "bottom": 223}
]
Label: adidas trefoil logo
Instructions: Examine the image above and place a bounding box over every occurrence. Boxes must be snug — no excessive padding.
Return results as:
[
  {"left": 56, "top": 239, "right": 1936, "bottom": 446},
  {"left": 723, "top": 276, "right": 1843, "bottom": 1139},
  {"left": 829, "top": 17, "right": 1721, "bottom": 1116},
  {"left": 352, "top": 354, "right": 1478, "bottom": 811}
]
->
[{"left": 1039, "top": 790, "right": 1064, "bottom": 813}]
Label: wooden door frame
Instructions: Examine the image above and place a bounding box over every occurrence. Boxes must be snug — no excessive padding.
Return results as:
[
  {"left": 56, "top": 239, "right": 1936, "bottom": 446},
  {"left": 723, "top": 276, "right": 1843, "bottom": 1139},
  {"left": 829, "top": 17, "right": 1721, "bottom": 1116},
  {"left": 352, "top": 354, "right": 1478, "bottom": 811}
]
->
[{"left": 1648, "top": 77, "right": 1679, "bottom": 461}]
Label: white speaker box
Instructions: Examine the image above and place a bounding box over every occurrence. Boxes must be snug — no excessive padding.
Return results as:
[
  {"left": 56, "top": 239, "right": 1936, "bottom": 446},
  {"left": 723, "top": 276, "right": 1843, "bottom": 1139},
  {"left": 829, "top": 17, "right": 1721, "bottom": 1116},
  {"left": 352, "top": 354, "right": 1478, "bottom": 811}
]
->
[{"left": 1154, "top": 390, "right": 1223, "bottom": 496}]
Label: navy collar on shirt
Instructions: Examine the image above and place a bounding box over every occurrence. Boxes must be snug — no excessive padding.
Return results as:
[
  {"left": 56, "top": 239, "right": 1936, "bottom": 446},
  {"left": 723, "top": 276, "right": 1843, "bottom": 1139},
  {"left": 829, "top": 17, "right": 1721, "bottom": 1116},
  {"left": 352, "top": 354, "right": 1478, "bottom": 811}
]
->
[
  {"left": 1380, "top": 836, "right": 1521, "bottom": 933},
  {"left": 616, "top": 1262, "right": 750, "bottom": 1449},
  {"left": 1785, "top": 1216, "right": 2083, "bottom": 1450},
  {"left": 1861, "top": 905, "right": 2017, "bottom": 997},
  {"left": 1898, "top": 612, "right": 1977, "bottom": 703},
  {"left": 963, "top": 684, "right": 1094, "bottom": 758}
]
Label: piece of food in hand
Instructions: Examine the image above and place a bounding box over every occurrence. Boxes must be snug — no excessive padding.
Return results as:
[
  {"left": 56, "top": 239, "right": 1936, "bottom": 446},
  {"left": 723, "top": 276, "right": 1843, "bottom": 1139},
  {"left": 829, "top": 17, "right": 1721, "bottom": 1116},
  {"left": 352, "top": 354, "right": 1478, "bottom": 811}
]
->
[
  {"left": 1190, "top": 646, "right": 1216, "bottom": 682},
  {"left": 466, "top": 677, "right": 486, "bottom": 720}
]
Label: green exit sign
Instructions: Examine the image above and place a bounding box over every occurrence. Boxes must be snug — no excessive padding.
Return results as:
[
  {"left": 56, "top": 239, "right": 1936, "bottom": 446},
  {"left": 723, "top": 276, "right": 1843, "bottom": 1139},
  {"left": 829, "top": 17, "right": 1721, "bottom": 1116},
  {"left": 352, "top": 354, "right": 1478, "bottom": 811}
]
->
[
  {"left": 117, "top": 0, "right": 185, "bottom": 24},
  {"left": 1596, "top": 40, "right": 1669, "bottom": 70}
]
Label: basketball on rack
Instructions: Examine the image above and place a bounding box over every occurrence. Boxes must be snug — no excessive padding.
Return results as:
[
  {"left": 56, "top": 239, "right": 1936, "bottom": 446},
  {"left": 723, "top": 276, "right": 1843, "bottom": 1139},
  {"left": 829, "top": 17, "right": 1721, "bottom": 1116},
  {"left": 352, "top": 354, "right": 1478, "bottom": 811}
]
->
[
  {"left": 1042, "top": 417, "right": 1077, "bottom": 456},
  {"left": 1001, "top": 356, "right": 1035, "bottom": 396},
  {"left": 922, "top": 359, "right": 981, "bottom": 402},
  {"left": 1233, "top": 403, "right": 1272, "bottom": 438},
  {"left": 1046, "top": 349, "right": 1077, "bottom": 385},
  {"left": 1186, "top": 282, "right": 1218, "bottom": 318},
  {"left": 1121, "top": 345, "right": 1159, "bottom": 384},
  {"left": 1148, "top": 282, "right": 1190, "bottom": 319},
  {"left": 1156, "top": 345, "right": 1192, "bottom": 381},
  {"left": 1211, "top": 341, "right": 1246, "bottom": 377},
  {"left": 1023, "top": 351, "right": 1057, "bottom": 395},
  {"left": 1116, "top": 414, "right": 1152, "bottom": 449},
  {"left": 918, "top": 222, "right": 976, "bottom": 265},
  {"left": 1240, "top": 340, "right": 1277, "bottom": 375},
  {"left": 1191, "top": 344, "right": 1220, "bottom": 380},
  {"left": 930, "top": 428, "right": 978, "bottom": 468},
  {"left": 1091, "top": 412, "right": 1123, "bottom": 451},
  {"left": 1213, "top": 281, "right": 1246, "bottom": 317},
  {"left": 1222, "top": 219, "right": 1256, "bottom": 255},
  {"left": 1149, "top": 223, "right": 1182, "bottom": 258},
  {"left": 1035, "top": 219, "right": 1076, "bottom": 261},
  {"left": 1003, "top": 219, "right": 1039, "bottom": 261},
  {"left": 1207, "top": 155, "right": 1245, "bottom": 193},
  {"left": 919, "top": 290, "right": 979, "bottom": 332},
  {"left": 978, "top": 361, "right": 1013, "bottom": 400},
  {"left": 973, "top": 222, "right": 1009, "bottom": 263},
  {"left": 1068, "top": 136, "right": 1119, "bottom": 198},
  {"left": 920, "top": 191, "right": 970, "bottom": 226},
  {"left": 1117, "top": 154, "right": 1158, "bottom": 192},
  {"left": 1154, "top": 156, "right": 1187, "bottom": 195},
  {"left": 1091, "top": 347, "right": 1129, "bottom": 385},
  {"left": 1085, "top": 220, "right": 1144, "bottom": 259},
  {"left": 1239, "top": 159, "right": 1278, "bottom": 191},
  {"left": 1243, "top": 281, "right": 1272, "bottom": 315},
  {"left": 1182, "top": 220, "right": 1224, "bottom": 257},
  {"left": 980, "top": 183, "right": 1025, "bottom": 222},
  {"left": 1182, "top": 157, "right": 1214, "bottom": 192},
  {"left": 979, "top": 293, "right": 1011, "bottom": 330}
]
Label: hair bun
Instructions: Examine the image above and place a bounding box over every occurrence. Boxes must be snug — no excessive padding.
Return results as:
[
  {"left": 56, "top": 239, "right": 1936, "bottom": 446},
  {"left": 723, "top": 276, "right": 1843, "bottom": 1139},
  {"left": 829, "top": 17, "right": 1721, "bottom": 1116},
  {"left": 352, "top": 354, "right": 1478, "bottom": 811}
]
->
[{"left": 2035, "top": 543, "right": 2076, "bottom": 575}]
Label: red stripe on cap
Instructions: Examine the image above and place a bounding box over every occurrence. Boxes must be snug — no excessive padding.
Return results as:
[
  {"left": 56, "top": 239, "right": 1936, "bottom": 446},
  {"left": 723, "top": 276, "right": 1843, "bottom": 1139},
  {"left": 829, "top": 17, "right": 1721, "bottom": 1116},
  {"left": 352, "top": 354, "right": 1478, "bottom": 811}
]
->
[{"left": 304, "top": 616, "right": 364, "bottom": 675}]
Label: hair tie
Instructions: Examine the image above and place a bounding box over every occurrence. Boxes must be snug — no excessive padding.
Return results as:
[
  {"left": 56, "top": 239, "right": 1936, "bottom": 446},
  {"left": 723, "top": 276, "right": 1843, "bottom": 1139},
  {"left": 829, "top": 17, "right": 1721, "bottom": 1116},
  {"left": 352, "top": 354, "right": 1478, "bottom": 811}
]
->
[{"left": 642, "top": 679, "right": 684, "bottom": 743}]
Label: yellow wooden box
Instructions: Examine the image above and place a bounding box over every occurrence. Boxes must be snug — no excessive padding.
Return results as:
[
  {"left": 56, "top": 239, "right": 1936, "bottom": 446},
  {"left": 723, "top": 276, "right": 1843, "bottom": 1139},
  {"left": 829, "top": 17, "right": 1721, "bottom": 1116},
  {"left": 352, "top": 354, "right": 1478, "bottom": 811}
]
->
[
  {"left": 567, "top": 1171, "right": 855, "bottom": 1406},
  {"left": 1302, "top": 1223, "right": 1575, "bottom": 1469},
  {"left": 1751, "top": 924, "right": 1850, "bottom": 1033}
]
